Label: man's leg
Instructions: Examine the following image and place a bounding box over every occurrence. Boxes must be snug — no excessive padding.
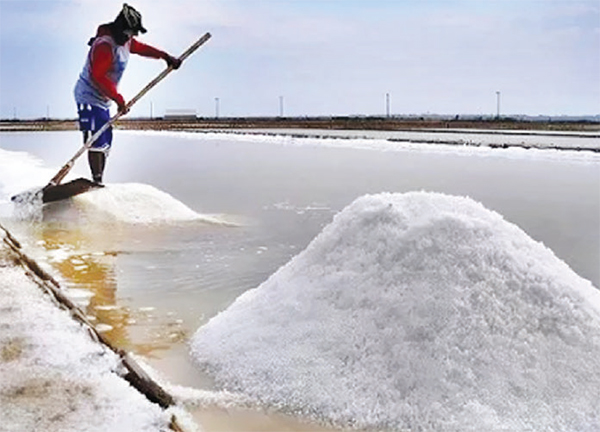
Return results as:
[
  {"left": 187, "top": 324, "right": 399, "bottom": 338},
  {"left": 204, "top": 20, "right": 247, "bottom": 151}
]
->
[
  {"left": 88, "top": 149, "right": 106, "bottom": 185},
  {"left": 85, "top": 106, "right": 112, "bottom": 184},
  {"left": 82, "top": 129, "right": 102, "bottom": 182}
]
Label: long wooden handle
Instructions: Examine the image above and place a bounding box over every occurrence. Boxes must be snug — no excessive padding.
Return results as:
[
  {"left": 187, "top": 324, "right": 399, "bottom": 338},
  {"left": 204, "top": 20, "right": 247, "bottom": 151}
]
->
[{"left": 48, "top": 32, "right": 212, "bottom": 186}]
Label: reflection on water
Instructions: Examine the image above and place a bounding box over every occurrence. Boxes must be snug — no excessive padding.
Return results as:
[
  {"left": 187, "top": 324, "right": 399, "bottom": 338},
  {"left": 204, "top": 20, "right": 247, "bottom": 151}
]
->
[
  {"left": 36, "top": 224, "right": 188, "bottom": 357},
  {"left": 33, "top": 222, "right": 343, "bottom": 431}
]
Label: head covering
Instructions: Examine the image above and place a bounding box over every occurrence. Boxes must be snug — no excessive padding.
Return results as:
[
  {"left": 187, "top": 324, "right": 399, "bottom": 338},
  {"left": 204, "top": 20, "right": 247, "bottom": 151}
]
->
[{"left": 115, "top": 3, "right": 147, "bottom": 34}]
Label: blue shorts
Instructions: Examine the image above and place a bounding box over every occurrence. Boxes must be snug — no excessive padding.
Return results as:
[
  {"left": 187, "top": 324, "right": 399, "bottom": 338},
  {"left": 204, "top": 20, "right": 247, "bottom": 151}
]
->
[{"left": 77, "top": 104, "right": 112, "bottom": 153}]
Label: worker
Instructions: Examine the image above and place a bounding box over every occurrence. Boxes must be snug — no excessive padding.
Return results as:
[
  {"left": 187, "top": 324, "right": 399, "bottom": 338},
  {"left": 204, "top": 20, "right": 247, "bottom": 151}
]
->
[{"left": 74, "top": 3, "right": 181, "bottom": 185}]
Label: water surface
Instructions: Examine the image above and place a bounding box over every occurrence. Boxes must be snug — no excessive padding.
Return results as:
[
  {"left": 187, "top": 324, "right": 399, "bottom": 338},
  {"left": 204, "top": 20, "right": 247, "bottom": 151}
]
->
[{"left": 1, "top": 130, "right": 598, "bottom": 430}]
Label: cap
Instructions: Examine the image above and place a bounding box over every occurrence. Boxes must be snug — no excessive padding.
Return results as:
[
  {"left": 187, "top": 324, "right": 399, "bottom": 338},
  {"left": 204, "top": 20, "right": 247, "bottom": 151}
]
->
[{"left": 117, "top": 3, "right": 147, "bottom": 34}]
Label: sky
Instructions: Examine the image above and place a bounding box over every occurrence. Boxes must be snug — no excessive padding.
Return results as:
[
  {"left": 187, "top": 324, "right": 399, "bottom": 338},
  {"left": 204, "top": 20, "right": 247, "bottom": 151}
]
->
[{"left": 0, "top": 0, "right": 599, "bottom": 119}]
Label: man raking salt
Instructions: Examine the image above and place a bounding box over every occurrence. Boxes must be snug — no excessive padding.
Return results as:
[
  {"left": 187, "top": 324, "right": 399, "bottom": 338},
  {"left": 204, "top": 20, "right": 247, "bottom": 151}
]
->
[{"left": 11, "top": 4, "right": 211, "bottom": 204}]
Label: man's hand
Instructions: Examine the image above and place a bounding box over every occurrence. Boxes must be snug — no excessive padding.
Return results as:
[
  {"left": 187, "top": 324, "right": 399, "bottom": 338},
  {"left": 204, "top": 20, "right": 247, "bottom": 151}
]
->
[
  {"left": 164, "top": 54, "right": 182, "bottom": 70},
  {"left": 115, "top": 94, "right": 129, "bottom": 115}
]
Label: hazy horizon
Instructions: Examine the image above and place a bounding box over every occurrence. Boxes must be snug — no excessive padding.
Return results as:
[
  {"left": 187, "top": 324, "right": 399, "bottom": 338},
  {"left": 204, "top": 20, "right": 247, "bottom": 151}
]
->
[{"left": 1, "top": 0, "right": 598, "bottom": 120}]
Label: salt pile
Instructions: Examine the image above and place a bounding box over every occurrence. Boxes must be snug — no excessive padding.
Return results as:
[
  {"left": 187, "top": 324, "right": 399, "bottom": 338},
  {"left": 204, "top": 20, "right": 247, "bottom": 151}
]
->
[
  {"left": 0, "top": 146, "right": 220, "bottom": 225},
  {"left": 73, "top": 183, "right": 203, "bottom": 224},
  {"left": 0, "top": 147, "right": 54, "bottom": 199},
  {"left": 54, "top": 183, "right": 224, "bottom": 225},
  {"left": 191, "top": 192, "right": 600, "bottom": 431},
  {"left": 0, "top": 256, "right": 171, "bottom": 432}
]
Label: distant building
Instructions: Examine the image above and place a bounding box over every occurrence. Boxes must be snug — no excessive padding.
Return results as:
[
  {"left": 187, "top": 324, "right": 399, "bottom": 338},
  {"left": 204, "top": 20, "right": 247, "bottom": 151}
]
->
[{"left": 164, "top": 109, "right": 197, "bottom": 120}]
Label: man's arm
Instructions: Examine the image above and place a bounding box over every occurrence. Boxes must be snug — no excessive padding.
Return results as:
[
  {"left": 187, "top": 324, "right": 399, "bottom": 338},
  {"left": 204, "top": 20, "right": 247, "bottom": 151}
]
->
[
  {"left": 90, "top": 42, "right": 127, "bottom": 112},
  {"left": 130, "top": 38, "right": 181, "bottom": 69}
]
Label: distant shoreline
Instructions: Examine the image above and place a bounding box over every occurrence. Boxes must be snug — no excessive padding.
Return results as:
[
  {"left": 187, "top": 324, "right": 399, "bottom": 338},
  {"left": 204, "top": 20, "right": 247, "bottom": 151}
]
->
[{"left": 1, "top": 116, "right": 599, "bottom": 134}]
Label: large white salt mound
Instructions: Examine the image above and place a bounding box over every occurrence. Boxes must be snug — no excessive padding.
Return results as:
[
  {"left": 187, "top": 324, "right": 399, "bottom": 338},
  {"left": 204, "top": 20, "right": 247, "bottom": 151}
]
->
[{"left": 191, "top": 192, "right": 600, "bottom": 431}]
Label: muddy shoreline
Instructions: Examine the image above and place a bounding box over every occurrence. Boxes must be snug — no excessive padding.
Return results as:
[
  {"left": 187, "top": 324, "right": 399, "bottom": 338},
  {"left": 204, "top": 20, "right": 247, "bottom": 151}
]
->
[{"left": 2, "top": 116, "right": 599, "bottom": 134}]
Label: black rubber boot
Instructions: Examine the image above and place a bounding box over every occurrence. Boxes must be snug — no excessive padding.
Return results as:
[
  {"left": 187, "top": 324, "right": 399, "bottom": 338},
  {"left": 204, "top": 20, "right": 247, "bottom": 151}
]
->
[{"left": 88, "top": 151, "right": 106, "bottom": 186}]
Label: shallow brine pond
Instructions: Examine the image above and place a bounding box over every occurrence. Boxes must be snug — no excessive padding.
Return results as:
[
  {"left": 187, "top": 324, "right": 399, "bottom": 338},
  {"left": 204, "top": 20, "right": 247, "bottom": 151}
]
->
[{"left": 1, "top": 130, "right": 598, "bottom": 431}]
